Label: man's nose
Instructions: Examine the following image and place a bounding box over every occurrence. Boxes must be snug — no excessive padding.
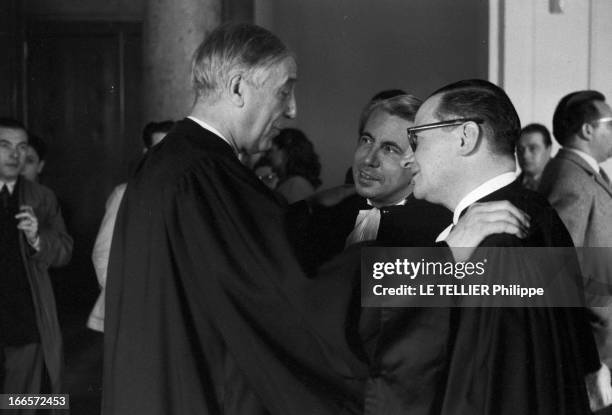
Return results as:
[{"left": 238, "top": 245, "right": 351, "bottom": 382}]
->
[{"left": 363, "top": 147, "right": 380, "bottom": 166}]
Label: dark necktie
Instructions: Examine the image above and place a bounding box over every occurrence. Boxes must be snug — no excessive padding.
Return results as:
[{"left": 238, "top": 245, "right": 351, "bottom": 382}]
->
[{"left": 1, "top": 185, "right": 9, "bottom": 209}]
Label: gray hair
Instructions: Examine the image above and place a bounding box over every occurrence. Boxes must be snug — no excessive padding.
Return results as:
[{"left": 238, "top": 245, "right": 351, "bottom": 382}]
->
[
  {"left": 191, "top": 23, "right": 292, "bottom": 100},
  {"left": 359, "top": 94, "right": 423, "bottom": 135}
]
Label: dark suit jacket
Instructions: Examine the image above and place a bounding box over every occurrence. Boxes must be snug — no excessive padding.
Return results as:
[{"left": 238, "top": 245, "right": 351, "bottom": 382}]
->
[
  {"left": 287, "top": 193, "right": 453, "bottom": 415},
  {"left": 440, "top": 180, "right": 599, "bottom": 415},
  {"left": 287, "top": 193, "right": 452, "bottom": 275}
]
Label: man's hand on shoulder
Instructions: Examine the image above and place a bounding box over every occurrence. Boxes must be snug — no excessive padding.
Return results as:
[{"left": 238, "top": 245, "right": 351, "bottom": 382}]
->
[{"left": 446, "top": 201, "right": 530, "bottom": 261}]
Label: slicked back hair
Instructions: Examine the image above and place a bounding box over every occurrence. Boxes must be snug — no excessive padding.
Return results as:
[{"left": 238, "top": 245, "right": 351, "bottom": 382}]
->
[
  {"left": 359, "top": 94, "right": 423, "bottom": 137},
  {"left": 431, "top": 79, "right": 521, "bottom": 156},
  {"left": 0, "top": 117, "right": 27, "bottom": 133},
  {"left": 192, "top": 23, "right": 292, "bottom": 101},
  {"left": 28, "top": 134, "right": 47, "bottom": 161},
  {"left": 358, "top": 89, "right": 408, "bottom": 135},
  {"left": 552, "top": 90, "right": 606, "bottom": 146}
]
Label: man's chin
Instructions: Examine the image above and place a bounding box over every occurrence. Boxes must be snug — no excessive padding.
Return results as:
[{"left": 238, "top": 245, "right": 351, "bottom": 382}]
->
[
  {"left": 412, "top": 185, "right": 426, "bottom": 200},
  {"left": 354, "top": 184, "right": 377, "bottom": 199}
]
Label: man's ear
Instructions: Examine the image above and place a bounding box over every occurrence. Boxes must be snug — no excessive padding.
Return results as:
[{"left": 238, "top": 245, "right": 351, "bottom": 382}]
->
[
  {"left": 579, "top": 122, "right": 594, "bottom": 141},
  {"left": 228, "top": 74, "right": 245, "bottom": 107},
  {"left": 458, "top": 121, "right": 480, "bottom": 155}
]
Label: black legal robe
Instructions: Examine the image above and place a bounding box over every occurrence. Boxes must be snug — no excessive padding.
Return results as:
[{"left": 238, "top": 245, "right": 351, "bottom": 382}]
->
[
  {"left": 439, "top": 181, "right": 600, "bottom": 415},
  {"left": 103, "top": 119, "right": 366, "bottom": 415},
  {"left": 287, "top": 193, "right": 452, "bottom": 275},
  {"left": 287, "top": 193, "right": 456, "bottom": 415}
]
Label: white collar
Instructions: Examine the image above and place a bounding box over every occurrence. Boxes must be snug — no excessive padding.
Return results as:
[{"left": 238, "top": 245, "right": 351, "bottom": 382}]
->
[
  {"left": 187, "top": 116, "right": 239, "bottom": 157},
  {"left": 366, "top": 197, "right": 408, "bottom": 208},
  {"left": 565, "top": 148, "right": 600, "bottom": 173},
  {"left": 0, "top": 179, "right": 17, "bottom": 194},
  {"left": 451, "top": 171, "right": 518, "bottom": 225}
]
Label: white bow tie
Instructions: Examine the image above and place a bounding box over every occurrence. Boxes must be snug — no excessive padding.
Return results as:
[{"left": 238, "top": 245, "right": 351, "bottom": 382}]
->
[{"left": 345, "top": 207, "right": 381, "bottom": 247}]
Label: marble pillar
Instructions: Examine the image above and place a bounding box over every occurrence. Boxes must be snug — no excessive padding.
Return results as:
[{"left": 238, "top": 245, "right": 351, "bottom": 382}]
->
[{"left": 142, "top": 0, "right": 222, "bottom": 122}]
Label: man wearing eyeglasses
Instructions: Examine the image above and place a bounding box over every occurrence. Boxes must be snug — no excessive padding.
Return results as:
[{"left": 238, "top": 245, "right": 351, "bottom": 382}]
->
[
  {"left": 289, "top": 92, "right": 533, "bottom": 415},
  {"left": 408, "top": 79, "right": 601, "bottom": 414},
  {"left": 540, "top": 90, "right": 612, "bottom": 411}
]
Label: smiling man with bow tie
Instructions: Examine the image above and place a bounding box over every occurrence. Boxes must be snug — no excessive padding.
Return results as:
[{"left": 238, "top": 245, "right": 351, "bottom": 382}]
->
[{"left": 287, "top": 92, "right": 533, "bottom": 415}]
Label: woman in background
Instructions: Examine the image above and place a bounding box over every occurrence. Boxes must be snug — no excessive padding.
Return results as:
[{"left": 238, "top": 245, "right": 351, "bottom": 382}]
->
[{"left": 268, "top": 128, "right": 322, "bottom": 203}]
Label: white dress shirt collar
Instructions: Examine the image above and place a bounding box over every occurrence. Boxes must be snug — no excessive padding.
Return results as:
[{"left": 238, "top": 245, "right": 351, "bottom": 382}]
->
[
  {"left": 187, "top": 116, "right": 239, "bottom": 157},
  {"left": 565, "top": 148, "right": 600, "bottom": 173},
  {"left": 451, "top": 171, "right": 518, "bottom": 226},
  {"left": 0, "top": 179, "right": 17, "bottom": 195},
  {"left": 435, "top": 171, "right": 518, "bottom": 243},
  {"left": 366, "top": 197, "right": 408, "bottom": 207}
]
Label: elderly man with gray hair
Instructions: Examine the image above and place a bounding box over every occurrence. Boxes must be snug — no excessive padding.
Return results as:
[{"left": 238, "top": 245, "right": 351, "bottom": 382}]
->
[{"left": 102, "top": 23, "right": 365, "bottom": 415}]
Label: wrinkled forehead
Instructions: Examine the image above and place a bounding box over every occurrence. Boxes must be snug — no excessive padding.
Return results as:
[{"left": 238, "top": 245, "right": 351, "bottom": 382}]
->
[{"left": 365, "top": 110, "right": 413, "bottom": 137}]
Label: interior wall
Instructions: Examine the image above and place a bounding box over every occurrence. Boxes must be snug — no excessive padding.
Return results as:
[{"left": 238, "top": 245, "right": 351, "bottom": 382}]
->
[
  {"left": 492, "top": 0, "right": 612, "bottom": 172},
  {"left": 24, "top": 0, "right": 144, "bottom": 20},
  {"left": 256, "top": 0, "right": 489, "bottom": 187}
]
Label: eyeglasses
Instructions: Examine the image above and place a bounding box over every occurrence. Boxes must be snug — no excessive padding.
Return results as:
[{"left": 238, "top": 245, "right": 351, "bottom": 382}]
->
[
  {"left": 593, "top": 117, "right": 612, "bottom": 125},
  {"left": 407, "top": 118, "right": 484, "bottom": 152}
]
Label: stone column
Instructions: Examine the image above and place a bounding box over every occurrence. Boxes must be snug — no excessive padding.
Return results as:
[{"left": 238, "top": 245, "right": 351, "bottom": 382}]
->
[{"left": 142, "top": 0, "right": 222, "bottom": 122}]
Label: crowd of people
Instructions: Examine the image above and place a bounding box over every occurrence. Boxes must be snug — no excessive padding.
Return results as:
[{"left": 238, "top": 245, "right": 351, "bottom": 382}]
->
[{"left": 2, "top": 21, "right": 612, "bottom": 415}]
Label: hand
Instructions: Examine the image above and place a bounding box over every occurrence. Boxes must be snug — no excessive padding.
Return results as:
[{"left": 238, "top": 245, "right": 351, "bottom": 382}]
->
[
  {"left": 308, "top": 185, "right": 356, "bottom": 207},
  {"left": 445, "top": 201, "right": 530, "bottom": 261},
  {"left": 586, "top": 363, "right": 612, "bottom": 412},
  {"left": 15, "top": 205, "right": 39, "bottom": 245}
]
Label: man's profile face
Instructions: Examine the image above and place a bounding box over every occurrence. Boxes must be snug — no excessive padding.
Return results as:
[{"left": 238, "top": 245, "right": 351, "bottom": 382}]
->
[
  {"left": 411, "top": 94, "right": 455, "bottom": 205},
  {"left": 243, "top": 57, "right": 297, "bottom": 154},
  {"left": 352, "top": 109, "right": 414, "bottom": 207},
  {"left": 21, "top": 145, "right": 45, "bottom": 182},
  {"left": 516, "top": 132, "right": 551, "bottom": 176},
  {"left": 591, "top": 100, "right": 612, "bottom": 161},
  {"left": 0, "top": 127, "right": 28, "bottom": 182}
]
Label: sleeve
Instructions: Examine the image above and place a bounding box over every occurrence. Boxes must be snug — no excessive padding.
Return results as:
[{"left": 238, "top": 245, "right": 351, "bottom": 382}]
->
[
  {"left": 30, "top": 187, "right": 73, "bottom": 268},
  {"left": 92, "top": 184, "right": 126, "bottom": 287},
  {"left": 545, "top": 175, "right": 593, "bottom": 247}
]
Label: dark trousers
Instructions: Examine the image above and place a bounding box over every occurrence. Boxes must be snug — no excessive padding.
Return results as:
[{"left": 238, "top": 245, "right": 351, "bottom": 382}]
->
[{"left": 1, "top": 342, "right": 44, "bottom": 415}]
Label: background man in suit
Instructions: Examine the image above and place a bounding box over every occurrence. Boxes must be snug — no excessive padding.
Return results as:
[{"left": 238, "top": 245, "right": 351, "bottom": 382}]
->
[
  {"left": 1, "top": 117, "right": 72, "bottom": 399},
  {"left": 539, "top": 90, "right": 612, "bottom": 411},
  {"left": 20, "top": 134, "right": 47, "bottom": 183},
  {"left": 409, "top": 79, "right": 600, "bottom": 414},
  {"left": 516, "top": 123, "right": 552, "bottom": 191}
]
